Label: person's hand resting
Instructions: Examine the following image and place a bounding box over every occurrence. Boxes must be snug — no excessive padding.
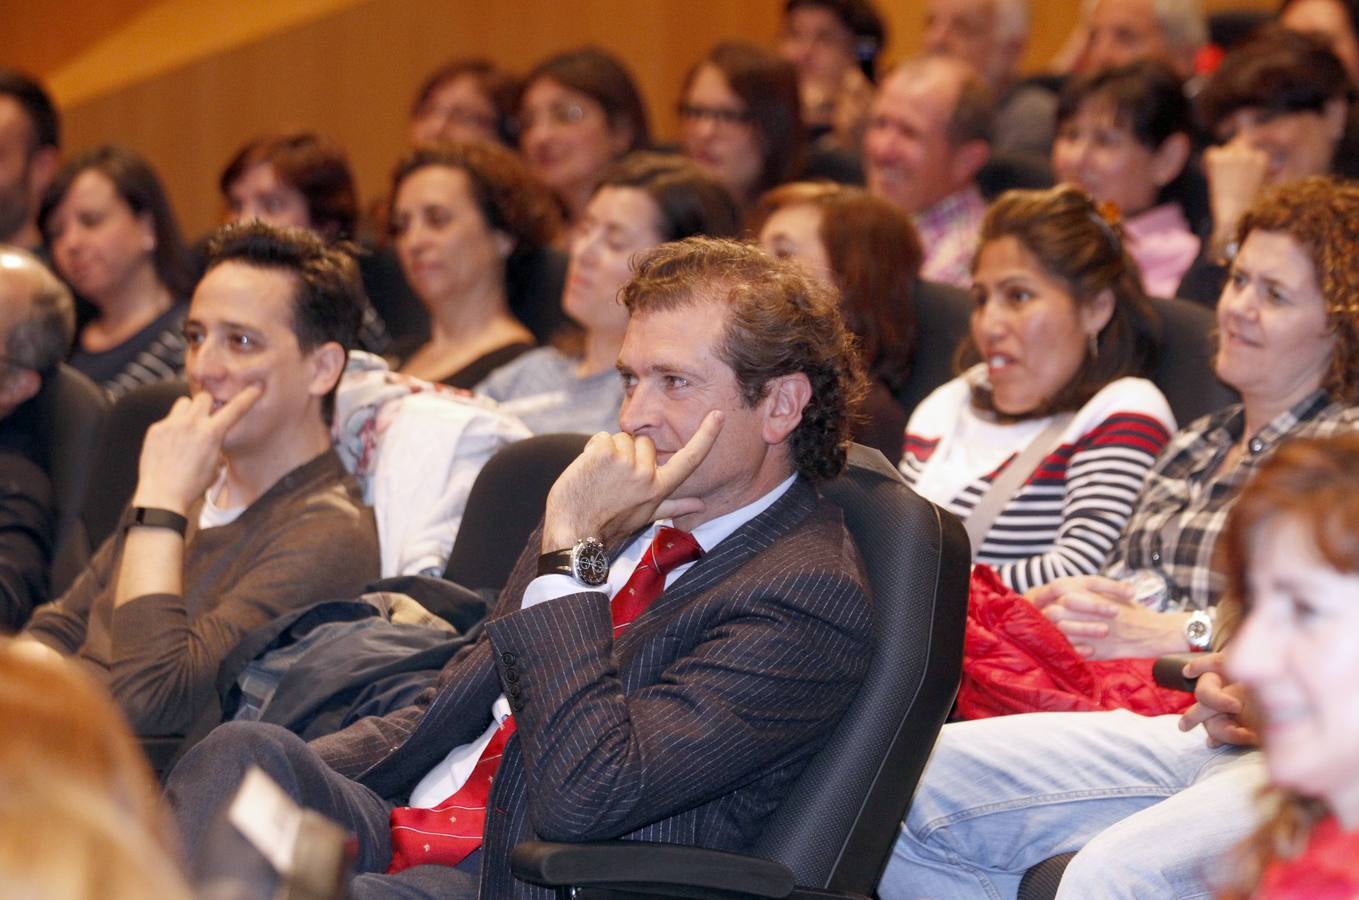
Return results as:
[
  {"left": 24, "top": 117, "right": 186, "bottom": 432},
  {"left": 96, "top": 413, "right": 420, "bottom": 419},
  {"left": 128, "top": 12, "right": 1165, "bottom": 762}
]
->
[
  {"left": 1027, "top": 575, "right": 1191, "bottom": 659},
  {"left": 131, "top": 387, "right": 261, "bottom": 515},
  {"left": 1178, "top": 652, "right": 1259, "bottom": 748},
  {"left": 541, "top": 410, "right": 724, "bottom": 553}
]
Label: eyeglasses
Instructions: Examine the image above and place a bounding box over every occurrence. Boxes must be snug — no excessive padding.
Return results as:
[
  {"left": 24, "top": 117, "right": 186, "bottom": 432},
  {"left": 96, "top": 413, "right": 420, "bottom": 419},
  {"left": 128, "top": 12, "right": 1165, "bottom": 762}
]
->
[
  {"left": 516, "top": 102, "right": 592, "bottom": 133},
  {"left": 678, "top": 103, "right": 754, "bottom": 127}
]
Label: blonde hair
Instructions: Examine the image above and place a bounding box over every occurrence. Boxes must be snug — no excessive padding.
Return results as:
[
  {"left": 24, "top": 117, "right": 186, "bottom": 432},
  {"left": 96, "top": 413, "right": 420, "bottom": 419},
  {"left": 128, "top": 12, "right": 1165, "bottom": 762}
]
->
[{"left": 0, "top": 640, "right": 191, "bottom": 899}]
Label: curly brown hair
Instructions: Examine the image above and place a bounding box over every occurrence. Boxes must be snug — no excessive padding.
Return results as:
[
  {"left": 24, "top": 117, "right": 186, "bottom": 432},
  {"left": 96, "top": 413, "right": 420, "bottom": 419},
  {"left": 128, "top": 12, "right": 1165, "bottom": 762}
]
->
[
  {"left": 1234, "top": 176, "right": 1359, "bottom": 405},
  {"left": 389, "top": 141, "right": 562, "bottom": 262},
  {"left": 1218, "top": 433, "right": 1359, "bottom": 898},
  {"left": 620, "top": 237, "right": 867, "bottom": 481}
]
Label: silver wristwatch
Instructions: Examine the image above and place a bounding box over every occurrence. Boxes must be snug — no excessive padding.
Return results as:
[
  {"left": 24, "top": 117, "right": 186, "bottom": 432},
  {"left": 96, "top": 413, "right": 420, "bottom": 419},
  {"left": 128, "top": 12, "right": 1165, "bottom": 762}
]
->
[
  {"left": 537, "top": 536, "right": 609, "bottom": 586},
  {"left": 1184, "top": 609, "right": 1214, "bottom": 651}
]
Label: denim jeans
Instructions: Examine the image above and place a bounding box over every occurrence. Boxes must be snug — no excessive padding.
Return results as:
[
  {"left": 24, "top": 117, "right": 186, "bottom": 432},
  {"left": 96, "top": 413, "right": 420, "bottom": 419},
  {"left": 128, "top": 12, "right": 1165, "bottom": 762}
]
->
[{"left": 877, "top": 710, "right": 1267, "bottom": 899}]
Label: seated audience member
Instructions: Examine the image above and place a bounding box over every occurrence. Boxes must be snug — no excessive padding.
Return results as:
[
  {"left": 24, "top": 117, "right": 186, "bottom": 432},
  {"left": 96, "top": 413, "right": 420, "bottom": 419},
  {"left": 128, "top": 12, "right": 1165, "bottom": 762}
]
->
[
  {"left": 517, "top": 47, "right": 651, "bottom": 232},
  {"left": 877, "top": 176, "right": 1359, "bottom": 900},
  {"left": 165, "top": 237, "right": 872, "bottom": 897},
  {"left": 681, "top": 41, "right": 805, "bottom": 213},
  {"left": 1218, "top": 433, "right": 1359, "bottom": 898},
  {"left": 900, "top": 185, "right": 1173, "bottom": 591},
  {"left": 409, "top": 58, "right": 519, "bottom": 148},
  {"left": 0, "top": 247, "right": 75, "bottom": 630},
  {"left": 864, "top": 54, "right": 992, "bottom": 287},
  {"left": 23, "top": 221, "right": 380, "bottom": 740},
  {"left": 390, "top": 142, "right": 560, "bottom": 388},
  {"left": 753, "top": 182, "right": 918, "bottom": 459},
  {"left": 1071, "top": 0, "right": 1206, "bottom": 80},
  {"left": 39, "top": 145, "right": 193, "bottom": 397},
  {"left": 0, "top": 639, "right": 190, "bottom": 899},
  {"left": 779, "top": 0, "right": 886, "bottom": 150},
  {"left": 1280, "top": 0, "right": 1359, "bottom": 83},
  {"left": 476, "top": 152, "right": 739, "bottom": 434},
  {"left": 922, "top": 0, "right": 1041, "bottom": 160},
  {"left": 219, "top": 130, "right": 387, "bottom": 352},
  {"left": 1052, "top": 60, "right": 1198, "bottom": 298},
  {"left": 1184, "top": 28, "right": 1352, "bottom": 302},
  {"left": 0, "top": 69, "right": 60, "bottom": 255}
]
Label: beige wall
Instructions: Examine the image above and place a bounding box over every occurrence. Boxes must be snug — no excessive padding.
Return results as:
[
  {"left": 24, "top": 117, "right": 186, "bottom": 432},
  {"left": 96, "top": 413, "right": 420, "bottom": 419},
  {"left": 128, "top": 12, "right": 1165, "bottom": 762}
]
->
[{"left": 5, "top": 0, "right": 1276, "bottom": 237}]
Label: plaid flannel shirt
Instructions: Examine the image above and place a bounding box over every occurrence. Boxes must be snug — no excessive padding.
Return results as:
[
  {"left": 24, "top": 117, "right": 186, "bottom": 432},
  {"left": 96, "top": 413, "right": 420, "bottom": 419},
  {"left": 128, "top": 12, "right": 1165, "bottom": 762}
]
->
[{"left": 1104, "top": 391, "right": 1359, "bottom": 610}]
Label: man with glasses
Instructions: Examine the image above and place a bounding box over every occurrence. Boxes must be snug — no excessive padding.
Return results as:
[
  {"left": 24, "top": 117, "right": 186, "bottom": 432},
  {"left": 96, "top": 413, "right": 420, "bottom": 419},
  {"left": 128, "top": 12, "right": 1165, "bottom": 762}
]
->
[{"left": 0, "top": 247, "right": 75, "bottom": 629}]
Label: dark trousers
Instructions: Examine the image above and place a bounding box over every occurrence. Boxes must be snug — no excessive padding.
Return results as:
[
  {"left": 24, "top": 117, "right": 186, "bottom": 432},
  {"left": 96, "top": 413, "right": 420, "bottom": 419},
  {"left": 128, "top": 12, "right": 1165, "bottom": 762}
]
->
[{"left": 166, "top": 721, "right": 479, "bottom": 899}]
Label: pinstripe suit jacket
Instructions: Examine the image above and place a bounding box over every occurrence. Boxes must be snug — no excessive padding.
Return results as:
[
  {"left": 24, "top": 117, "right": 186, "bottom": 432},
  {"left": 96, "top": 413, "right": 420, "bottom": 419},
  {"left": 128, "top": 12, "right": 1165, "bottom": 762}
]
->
[{"left": 310, "top": 476, "right": 872, "bottom": 897}]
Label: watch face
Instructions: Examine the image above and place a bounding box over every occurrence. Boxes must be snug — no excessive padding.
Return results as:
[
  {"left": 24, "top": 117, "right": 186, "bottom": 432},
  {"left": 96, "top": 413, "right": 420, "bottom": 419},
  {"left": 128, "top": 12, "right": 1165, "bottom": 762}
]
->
[
  {"left": 572, "top": 539, "right": 610, "bottom": 586},
  {"left": 1185, "top": 616, "right": 1211, "bottom": 649}
]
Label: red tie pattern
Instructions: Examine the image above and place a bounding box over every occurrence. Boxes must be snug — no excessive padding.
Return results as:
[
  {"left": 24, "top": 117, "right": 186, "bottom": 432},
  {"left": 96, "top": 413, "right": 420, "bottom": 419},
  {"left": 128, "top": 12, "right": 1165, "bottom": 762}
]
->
[{"left": 387, "top": 525, "right": 703, "bottom": 872}]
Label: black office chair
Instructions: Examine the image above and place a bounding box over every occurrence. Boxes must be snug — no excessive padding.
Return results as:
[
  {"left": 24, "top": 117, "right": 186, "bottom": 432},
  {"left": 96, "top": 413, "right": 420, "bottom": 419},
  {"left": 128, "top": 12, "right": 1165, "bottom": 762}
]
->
[
  {"left": 442, "top": 433, "right": 589, "bottom": 592},
  {"left": 511, "top": 444, "right": 972, "bottom": 898},
  {"left": 40, "top": 365, "right": 110, "bottom": 596},
  {"left": 1149, "top": 296, "right": 1238, "bottom": 427},
  {"left": 895, "top": 279, "right": 972, "bottom": 420}
]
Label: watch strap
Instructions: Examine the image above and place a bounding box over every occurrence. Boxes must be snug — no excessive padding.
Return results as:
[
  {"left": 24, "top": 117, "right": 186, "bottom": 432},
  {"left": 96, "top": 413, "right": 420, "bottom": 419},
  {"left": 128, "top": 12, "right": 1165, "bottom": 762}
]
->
[
  {"left": 126, "top": 506, "right": 189, "bottom": 537},
  {"left": 537, "top": 548, "right": 573, "bottom": 578}
]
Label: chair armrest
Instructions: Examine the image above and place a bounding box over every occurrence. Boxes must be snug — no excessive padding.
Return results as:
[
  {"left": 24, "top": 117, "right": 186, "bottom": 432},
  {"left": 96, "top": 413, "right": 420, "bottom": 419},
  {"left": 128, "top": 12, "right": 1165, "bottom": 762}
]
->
[
  {"left": 1151, "top": 653, "right": 1200, "bottom": 693},
  {"left": 510, "top": 840, "right": 795, "bottom": 897}
]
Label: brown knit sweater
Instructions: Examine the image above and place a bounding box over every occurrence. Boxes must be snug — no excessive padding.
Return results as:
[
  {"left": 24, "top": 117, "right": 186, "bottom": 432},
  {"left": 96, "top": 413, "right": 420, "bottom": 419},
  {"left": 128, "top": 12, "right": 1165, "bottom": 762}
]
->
[{"left": 25, "top": 450, "right": 379, "bottom": 735}]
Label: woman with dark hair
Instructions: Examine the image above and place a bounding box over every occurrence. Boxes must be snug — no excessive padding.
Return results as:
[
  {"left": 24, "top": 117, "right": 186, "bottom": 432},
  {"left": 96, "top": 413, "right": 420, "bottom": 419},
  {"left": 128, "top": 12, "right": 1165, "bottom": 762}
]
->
[
  {"left": 753, "top": 181, "right": 916, "bottom": 459},
  {"left": 218, "top": 131, "right": 388, "bottom": 352},
  {"left": 390, "top": 142, "right": 561, "bottom": 388},
  {"left": 39, "top": 144, "right": 192, "bottom": 398},
  {"left": 680, "top": 41, "right": 805, "bottom": 211},
  {"left": 517, "top": 47, "right": 650, "bottom": 230},
  {"left": 899, "top": 185, "right": 1174, "bottom": 591},
  {"left": 409, "top": 57, "right": 518, "bottom": 148},
  {"left": 779, "top": 0, "right": 886, "bottom": 148},
  {"left": 1182, "top": 27, "right": 1354, "bottom": 302},
  {"left": 1053, "top": 60, "right": 1199, "bottom": 298},
  {"left": 1220, "top": 433, "right": 1359, "bottom": 897},
  {"left": 476, "top": 152, "right": 739, "bottom": 433}
]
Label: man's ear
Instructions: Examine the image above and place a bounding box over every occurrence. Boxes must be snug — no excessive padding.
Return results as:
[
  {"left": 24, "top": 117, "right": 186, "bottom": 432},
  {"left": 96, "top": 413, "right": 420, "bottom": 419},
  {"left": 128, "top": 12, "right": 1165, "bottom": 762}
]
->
[
  {"left": 760, "top": 372, "right": 813, "bottom": 445},
  {"left": 306, "top": 342, "right": 347, "bottom": 400},
  {"left": 948, "top": 138, "right": 990, "bottom": 188}
]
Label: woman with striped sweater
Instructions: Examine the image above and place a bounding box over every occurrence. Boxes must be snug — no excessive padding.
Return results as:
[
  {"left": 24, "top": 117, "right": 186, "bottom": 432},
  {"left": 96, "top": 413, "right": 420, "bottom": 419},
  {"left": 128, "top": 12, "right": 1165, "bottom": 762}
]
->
[{"left": 900, "top": 185, "right": 1175, "bottom": 592}]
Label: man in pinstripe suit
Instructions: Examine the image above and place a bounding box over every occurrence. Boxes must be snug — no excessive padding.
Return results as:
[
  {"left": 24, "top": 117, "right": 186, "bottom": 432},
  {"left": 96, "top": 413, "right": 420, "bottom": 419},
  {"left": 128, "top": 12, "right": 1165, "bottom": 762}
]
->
[{"left": 167, "top": 237, "right": 873, "bottom": 899}]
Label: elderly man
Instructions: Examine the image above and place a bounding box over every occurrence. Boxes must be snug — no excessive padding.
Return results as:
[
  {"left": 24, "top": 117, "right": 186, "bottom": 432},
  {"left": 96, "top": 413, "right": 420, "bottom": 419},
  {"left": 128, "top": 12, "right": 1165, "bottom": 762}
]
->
[
  {"left": 166, "top": 237, "right": 873, "bottom": 898},
  {"left": 865, "top": 54, "right": 992, "bottom": 287},
  {"left": 0, "top": 247, "right": 75, "bottom": 629},
  {"left": 23, "top": 222, "right": 379, "bottom": 739},
  {"left": 1077, "top": 0, "right": 1207, "bottom": 80}
]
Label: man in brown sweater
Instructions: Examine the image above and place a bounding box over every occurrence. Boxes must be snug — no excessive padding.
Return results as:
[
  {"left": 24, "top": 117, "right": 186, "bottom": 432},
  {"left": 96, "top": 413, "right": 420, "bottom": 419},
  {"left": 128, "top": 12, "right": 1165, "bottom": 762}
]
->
[{"left": 24, "top": 222, "right": 380, "bottom": 738}]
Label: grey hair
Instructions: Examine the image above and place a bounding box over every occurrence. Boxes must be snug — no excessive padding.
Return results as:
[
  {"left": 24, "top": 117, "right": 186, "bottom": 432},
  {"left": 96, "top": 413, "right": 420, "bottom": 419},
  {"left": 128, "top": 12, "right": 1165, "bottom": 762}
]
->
[
  {"left": 0, "top": 246, "right": 75, "bottom": 373},
  {"left": 1082, "top": 0, "right": 1207, "bottom": 56}
]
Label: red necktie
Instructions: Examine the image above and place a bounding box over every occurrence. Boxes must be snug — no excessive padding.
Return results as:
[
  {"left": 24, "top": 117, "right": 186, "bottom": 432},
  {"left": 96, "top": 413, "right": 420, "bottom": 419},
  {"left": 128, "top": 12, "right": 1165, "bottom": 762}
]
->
[{"left": 387, "top": 526, "right": 703, "bottom": 872}]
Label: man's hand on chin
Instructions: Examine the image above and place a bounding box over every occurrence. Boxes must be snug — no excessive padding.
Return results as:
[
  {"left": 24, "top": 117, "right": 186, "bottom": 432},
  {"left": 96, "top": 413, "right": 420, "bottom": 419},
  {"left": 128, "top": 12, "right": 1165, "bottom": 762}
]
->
[
  {"left": 131, "top": 386, "right": 262, "bottom": 514},
  {"left": 542, "top": 410, "right": 725, "bottom": 552}
]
